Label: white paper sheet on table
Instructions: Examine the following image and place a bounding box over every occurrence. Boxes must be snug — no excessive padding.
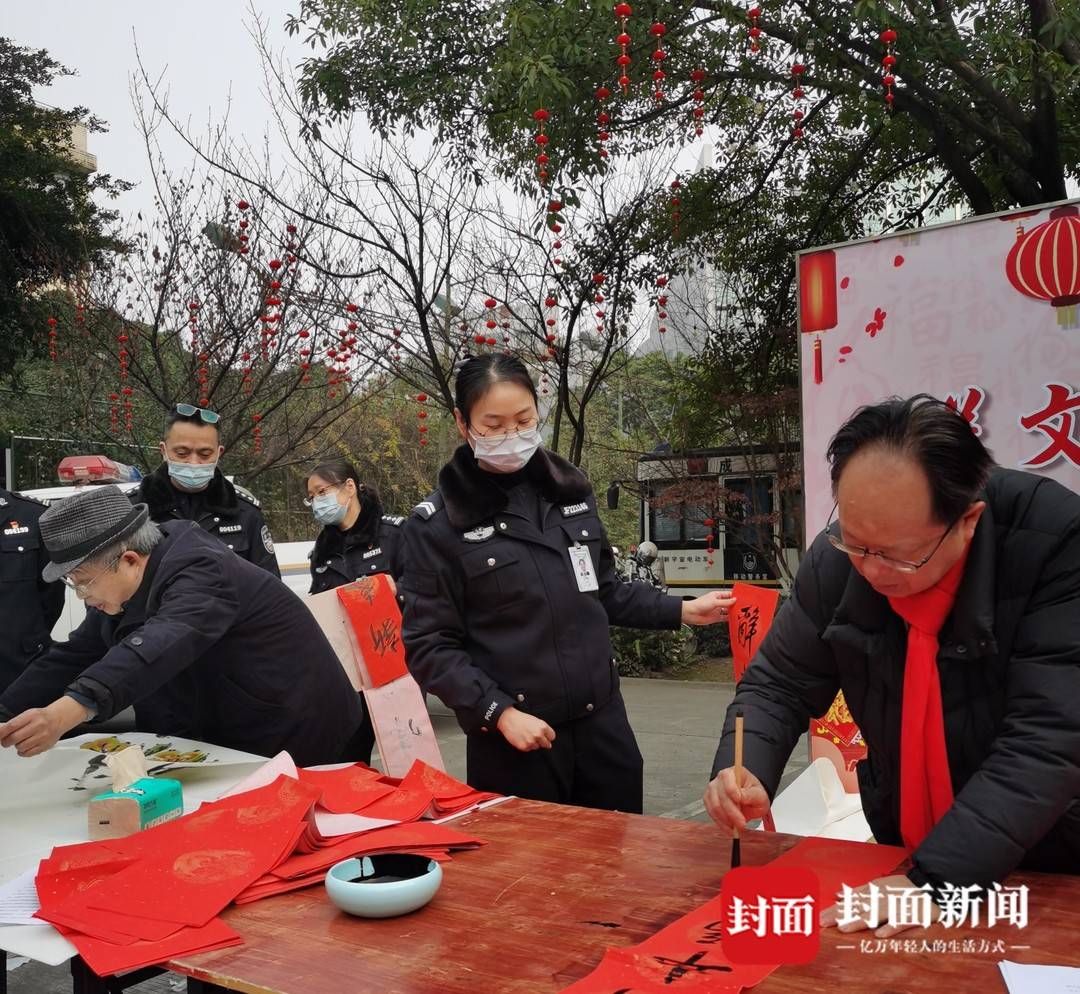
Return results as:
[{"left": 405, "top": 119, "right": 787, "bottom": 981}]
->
[
  {"left": 999, "top": 960, "right": 1080, "bottom": 994},
  {"left": 0, "top": 869, "right": 41, "bottom": 927},
  {"left": 0, "top": 734, "right": 267, "bottom": 965}
]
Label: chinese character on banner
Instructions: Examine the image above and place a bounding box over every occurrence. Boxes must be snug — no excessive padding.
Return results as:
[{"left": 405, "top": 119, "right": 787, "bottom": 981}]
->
[
  {"left": 1019, "top": 384, "right": 1080, "bottom": 468},
  {"left": 729, "top": 582, "right": 781, "bottom": 682},
  {"left": 944, "top": 384, "right": 987, "bottom": 437}
]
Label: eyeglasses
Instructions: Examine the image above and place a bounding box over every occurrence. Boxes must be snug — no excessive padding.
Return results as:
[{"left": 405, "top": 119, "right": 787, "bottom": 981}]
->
[
  {"left": 470, "top": 417, "right": 540, "bottom": 439},
  {"left": 303, "top": 483, "right": 343, "bottom": 508},
  {"left": 175, "top": 404, "right": 221, "bottom": 425},
  {"left": 824, "top": 503, "right": 959, "bottom": 574},
  {"left": 62, "top": 553, "right": 123, "bottom": 598}
]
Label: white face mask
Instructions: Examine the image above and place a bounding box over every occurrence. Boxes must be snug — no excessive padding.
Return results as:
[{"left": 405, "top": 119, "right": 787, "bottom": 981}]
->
[{"left": 469, "top": 426, "right": 543, "bottom": 473}]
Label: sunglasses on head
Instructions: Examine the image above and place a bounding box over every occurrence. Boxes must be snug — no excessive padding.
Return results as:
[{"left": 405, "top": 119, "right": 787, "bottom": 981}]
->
[{"left": 175, "top": 404, "right": 221, "bottom": 425}]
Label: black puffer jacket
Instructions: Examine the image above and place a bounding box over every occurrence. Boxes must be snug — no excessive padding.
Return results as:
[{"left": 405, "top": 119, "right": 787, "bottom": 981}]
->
[{"left": 714, "top": 467, "right": 1080, "bottom": 885}]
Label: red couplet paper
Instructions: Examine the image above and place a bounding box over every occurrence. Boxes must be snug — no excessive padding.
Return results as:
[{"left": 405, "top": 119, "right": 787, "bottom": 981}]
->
[
  {"left": 557, "top": 836, "right": 908, "bottom": 994},
  {"left": 74, "top": 918, "right": 242, "bottom": 978},
  {"left": 298, "top": 764, "right": 395, "bottom": 814},
  {"left": 399, "top": 760, "right": 500, "bottom": 815},
  {"left": 83, "top": 776, "right": 320, "bottom": 927},
  {"left": 728, "top": 582, "right": 781, "bottom": 682},
  {"left": 271, "top": 821, "right": 484, "bottom": 880},
  {"left": 337, "top": 576, "right": 409, "bottom": 687}
]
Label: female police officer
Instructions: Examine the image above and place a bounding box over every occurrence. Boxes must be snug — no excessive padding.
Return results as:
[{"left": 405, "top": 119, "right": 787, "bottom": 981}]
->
[
  {"left": 399, "top": 354, "right": 734, "bottom": 813},
  {"left": 306, "top": 459, "right": 405, "bottom": 594},
  {"left": 306, "top": 458, "right": 406, "bottom": 763}
]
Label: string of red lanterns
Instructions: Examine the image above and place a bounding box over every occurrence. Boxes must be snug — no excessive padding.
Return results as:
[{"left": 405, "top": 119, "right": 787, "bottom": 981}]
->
[
  {"left": 252, "top": 412, "right": 262, "bottom": 455},
  {"left": 881, "top": 28, "right": 898, "bottom": 111},
  {"left": 46, "top": 316, "right": 58, "bottom": 362},
  {"left": 670, "top": 178, "right": 682, "bottom": 238},
  {"left": 690, "top": 68, "right": 707, "bottom": 137},
  {"left": 533, "top": 108, "right": 551, "bottom": 184},
  {"left": 650, "top": 22, "right": 667, "bottom": 102},
  {"left": 416, "top": 392, "right": 429, "bottom": 446},
  {"left": 237, "top": 200, "right": 250, "bottom": 255},
  {"left": 791, "top": 61, "right": 807, "bottom": 140},
  {"left": 595, "top": 85, "right": 612, "bottom": 160},
  {"left": 614, "top": 3, "right": 633, "bottom": 95},
  {"left": 656, "top": 275, "right": 669, "bottom": 335},
  {"left": 747, "top": 5, "right": 762, "bottom": 53}
]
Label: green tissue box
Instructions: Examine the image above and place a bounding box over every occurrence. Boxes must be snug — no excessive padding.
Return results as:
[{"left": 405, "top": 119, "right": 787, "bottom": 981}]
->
[{"left": 88, "top": 777, "right": 184, "bottom": 840}]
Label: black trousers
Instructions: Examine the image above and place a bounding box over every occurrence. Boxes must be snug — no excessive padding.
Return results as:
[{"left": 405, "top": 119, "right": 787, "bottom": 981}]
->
[
  {"left": 338, "top": 693, "right": 376, "bottom": 764},
  {"left": 465, "top": 692, "right": 644, "bottom": 814}
]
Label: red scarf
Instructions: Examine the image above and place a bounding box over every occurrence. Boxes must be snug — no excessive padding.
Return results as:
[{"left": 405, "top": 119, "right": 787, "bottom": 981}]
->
[{"left": 887, "top": 549, "right": 969, "bottom": 850}]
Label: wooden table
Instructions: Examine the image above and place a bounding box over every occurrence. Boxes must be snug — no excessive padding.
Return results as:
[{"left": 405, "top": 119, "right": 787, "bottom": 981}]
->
[{"left": 169, "top": 798, "right": 1080, "bottom": 994}]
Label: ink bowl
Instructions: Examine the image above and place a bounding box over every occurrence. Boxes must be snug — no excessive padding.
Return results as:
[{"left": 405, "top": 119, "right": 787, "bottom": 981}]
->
[{"left": 325, "top": 853, "right": 443, "bottom": 918}]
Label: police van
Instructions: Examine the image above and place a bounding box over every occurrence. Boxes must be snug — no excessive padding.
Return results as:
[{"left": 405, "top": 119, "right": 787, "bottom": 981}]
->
[{"left": 18, "top": 455, "right": 316, "bottom": 642}]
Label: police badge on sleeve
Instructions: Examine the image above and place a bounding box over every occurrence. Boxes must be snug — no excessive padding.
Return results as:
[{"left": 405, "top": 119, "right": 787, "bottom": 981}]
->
[{"left": 261, "top": 525, "right": 275, "bottom": 554}]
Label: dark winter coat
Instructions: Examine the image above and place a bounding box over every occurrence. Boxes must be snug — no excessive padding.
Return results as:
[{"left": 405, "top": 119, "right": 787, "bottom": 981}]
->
[
  {"left": 308, "top": 493, "right": 405, "bottom": 594},
  {"left": 399, "top": 445, "right": 684, "bottom": 735},
  {"left": 0, "top": 489, "right": 65, "bottom": 692},
  {"left": 134, "top": 463, "right": 280, "bottom": 577},
  {"left": 713, "top": 467, "right": 1080, "bottom": 886},
  {"left": 0, "top": 521, "right": 362, "bottom": 765}
]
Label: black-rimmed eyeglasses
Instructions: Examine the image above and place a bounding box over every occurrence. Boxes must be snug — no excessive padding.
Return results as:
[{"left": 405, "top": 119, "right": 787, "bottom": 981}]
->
[{"left": 824, "top": 503, "right": 959, "bottom": 574}]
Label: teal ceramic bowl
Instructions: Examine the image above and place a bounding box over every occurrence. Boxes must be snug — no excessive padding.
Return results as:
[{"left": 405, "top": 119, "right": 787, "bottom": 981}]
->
[{"left": 325, "top": 853, "right": 443, "bottom": 918}]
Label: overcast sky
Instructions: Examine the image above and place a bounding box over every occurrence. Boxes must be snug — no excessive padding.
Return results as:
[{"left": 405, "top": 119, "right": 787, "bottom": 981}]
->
[{"left": 5, "top": 1, "right": 311, "bottom": 223}]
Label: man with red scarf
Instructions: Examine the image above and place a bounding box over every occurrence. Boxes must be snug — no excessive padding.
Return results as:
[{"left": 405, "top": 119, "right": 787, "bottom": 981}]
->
[{"left": 706, "top": 395, "right": 1080, "bottom": 934}]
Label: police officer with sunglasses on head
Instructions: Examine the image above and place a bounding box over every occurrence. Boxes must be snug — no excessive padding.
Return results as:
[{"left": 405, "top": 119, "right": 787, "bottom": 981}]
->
[{"left": 131, "top": 405, "right": 280, "bottom": 577}]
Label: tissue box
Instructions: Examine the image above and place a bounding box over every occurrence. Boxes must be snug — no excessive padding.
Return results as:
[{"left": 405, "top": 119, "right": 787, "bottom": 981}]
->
[{"left": 88, "top": 777, "right": 184, "bottom": 840}]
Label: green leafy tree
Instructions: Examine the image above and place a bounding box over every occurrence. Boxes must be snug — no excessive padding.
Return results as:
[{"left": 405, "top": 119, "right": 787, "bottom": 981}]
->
[
  {"left": 0, "top": 38, "right": 129, "bottom": 374},
  {"left": 284, "top": 0, "right": 1080, "bottom": 326}
]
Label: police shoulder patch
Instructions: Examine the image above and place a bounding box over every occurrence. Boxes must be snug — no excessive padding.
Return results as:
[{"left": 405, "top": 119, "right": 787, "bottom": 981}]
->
[
  {"left": 560, "top": 501, "right": 590, "bottom": 517},
  {"left": 261, "top": 524, "right": 274, "bottom": 554},
  {"left": 411, "top": 494, "right": 444, "bottom": 520},
  {"left": 234, "top": 484, "right": 261, "bottom": 508},
  {"left": 382, "top": 515, "right": 405, "bottom": 527}
]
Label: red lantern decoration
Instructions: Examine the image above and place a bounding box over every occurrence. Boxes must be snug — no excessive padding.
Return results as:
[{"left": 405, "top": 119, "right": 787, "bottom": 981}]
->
[
  {"left": 252, "top": 413, "right": 263, "bottom": 454},
  {"left": 595, "top": 85, "right": 612, "bottom": 160},
  {"left": 1005, "top": 205, "right": 1080, "bottom": 328},
  {"left": 237, "top": 200, "right": 250, "bottom": 212},
  {"left": 689, "top": 68, "right": 707, "bottom": 136},
  {"left": 747, "top": 5, "right": 762, "bottom": 54},
  {"left": 649, "top": 23, "right": 667, "bottom": 102},
  {"left": 798, "top": 249, "right": 838, "bottom": 385},
  {"left": 791, "top": 62, "right": 807, "bottom": 139},
  {"left": 46, "top": 316, "right": 58, "bottom": 362},
  {"left": 533, "top": 108, "right": 551, "bottom": 183},
  {"left": 670, "top": 178, "right": 683, "bottom": 238},
  {"left": 614, "top": 3, "right": 633, "bottom": 95},
  {"left": 881, "top": 28, "right": 898, "bottom": 111}
]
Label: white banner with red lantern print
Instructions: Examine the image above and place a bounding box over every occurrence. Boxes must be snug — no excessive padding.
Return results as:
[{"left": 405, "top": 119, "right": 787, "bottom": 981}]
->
[{"left": 797, "top": 199, "right": 1080, "bottom": 543}]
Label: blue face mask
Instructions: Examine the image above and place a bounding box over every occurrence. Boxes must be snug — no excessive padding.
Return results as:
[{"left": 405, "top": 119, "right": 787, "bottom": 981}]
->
[
  {"left": 313, "top": 492, "right": 348, "bottom": 527},
  {"left": 168, "top": 461, "right": 217, "bottom": 492}
]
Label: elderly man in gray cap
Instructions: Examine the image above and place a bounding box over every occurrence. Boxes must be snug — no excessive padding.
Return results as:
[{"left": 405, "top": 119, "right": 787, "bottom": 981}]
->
[{"left": 0, "top": 486, "right": 365, "bottom": 765}]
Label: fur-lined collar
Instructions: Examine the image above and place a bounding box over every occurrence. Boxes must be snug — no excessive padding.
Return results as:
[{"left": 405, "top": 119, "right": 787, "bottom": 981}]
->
[
  {"left": 138, "top": 462, "right": 238, "bottom": 517},
  {"left": 438, "top": 444, "right": 592, "bottom": 529}
]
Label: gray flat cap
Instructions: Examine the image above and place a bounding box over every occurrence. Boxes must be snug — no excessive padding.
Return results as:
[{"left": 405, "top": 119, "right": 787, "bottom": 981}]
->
[{"left": 39, "top": 485, "right": 149, "bottom": 583}]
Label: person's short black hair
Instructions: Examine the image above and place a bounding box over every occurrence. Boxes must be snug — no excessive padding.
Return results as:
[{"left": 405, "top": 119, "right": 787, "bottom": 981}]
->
[
  {"left": 827, "top": 394, "right": 995, "bottom": 524},
  {"left": 305, "top": 457, "right": 376, "bottom": 504},
  {"left": 454, "top": 354, "right": 538, "bottom": 425},
  {"left": 164, "top": 407, "right": 221, "bottom": 439}
]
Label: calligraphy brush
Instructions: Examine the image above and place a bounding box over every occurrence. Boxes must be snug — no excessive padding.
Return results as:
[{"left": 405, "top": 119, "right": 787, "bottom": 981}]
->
[{"left": 731, "top": 709, "right": 744, "bottom": 869}]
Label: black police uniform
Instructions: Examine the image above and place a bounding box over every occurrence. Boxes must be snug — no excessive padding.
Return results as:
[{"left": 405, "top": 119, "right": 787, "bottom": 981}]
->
[
  {"left": 0, "top": 489, "right": 65, "bottom": 693},
  {"left": 308, "top": 494, "right": 406, "bottom": 763},
  {"left": 0, "top": 521, "right": 363, "bottom": 765},
  {"left": 134, "top": 463, "right": 280, "bottom": 577},
  {"left": 308, "top": 498, "right": 405, "bottom": 594},
  {"left": 399, "top": 445, "right": 684, "bottom": 813}
]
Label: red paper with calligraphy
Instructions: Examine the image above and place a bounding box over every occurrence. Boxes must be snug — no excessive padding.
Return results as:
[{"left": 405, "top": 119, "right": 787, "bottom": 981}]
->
[
  {"left": 337, "top": 575, "right": 409, "bottom": 687},
  {"left": 728, "top": 582, "right": 781, "bottom": 683}
]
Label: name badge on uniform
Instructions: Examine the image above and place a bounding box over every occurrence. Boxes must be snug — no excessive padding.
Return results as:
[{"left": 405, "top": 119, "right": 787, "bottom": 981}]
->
[{"left": 568, "top": 543, "right": 599, "bottom": 592}]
